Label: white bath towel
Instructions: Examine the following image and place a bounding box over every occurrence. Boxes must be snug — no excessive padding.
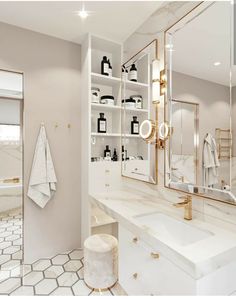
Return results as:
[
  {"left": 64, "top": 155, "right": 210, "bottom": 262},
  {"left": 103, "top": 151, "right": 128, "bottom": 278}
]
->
[{"left": 28, "top": 124, "right": 57, "bottom": 208}]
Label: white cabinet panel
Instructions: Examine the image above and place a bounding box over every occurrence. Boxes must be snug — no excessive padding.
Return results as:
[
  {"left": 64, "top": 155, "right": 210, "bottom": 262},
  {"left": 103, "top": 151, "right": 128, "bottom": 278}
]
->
[{"left": 119, "top": 224, "right": 195, "bottom": 295}]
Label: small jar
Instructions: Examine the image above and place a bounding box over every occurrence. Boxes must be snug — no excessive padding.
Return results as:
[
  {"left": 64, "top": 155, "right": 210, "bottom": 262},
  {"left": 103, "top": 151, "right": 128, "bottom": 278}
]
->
[
  {"left": 122, "top": 98, "right": 136, "bottom": 108},
  {"left": 100, "top": 95, "right": 115, "bottom": 106},
  {"left": 130, "top": 95, "right": 143, "bottom": 109},
  {"left": 91, "top": 87, "right": 100, "bottom": 103}
]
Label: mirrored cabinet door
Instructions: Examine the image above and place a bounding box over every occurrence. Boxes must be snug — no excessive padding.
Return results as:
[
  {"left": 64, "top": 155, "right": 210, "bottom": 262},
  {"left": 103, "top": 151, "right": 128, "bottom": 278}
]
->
[
  {"left": 165, "top": 1, "right": 235, "bottom": 204},
  {"left": 121, "top": 41, "right": 159, "bottom": 184}
]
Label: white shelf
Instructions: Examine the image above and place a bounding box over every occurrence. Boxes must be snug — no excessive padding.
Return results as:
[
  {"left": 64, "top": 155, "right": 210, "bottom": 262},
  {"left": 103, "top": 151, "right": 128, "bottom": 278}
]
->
[
  {"left": 123, "top": 107, "right": 148, "bottom": 113},
  {"left": 123, "top": 80, "right": 149, "bottom": 92},
  {"left": 91, "top": 103, "right": 148, "bottom": 113},
  {"left": 91, "top": 103, "right": 121, "bottom": 111},
  {"left": 91, "top": 132, "right": 141, "bottom": 138},
  {"left": 91, "top": 72, "right": 121, "bottom": 87}
]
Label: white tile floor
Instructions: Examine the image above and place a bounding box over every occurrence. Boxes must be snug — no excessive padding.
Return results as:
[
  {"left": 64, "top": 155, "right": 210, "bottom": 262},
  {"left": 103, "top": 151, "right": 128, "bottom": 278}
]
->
[{"left": 0, "top": 209, "right": 126, "bottom": 296}]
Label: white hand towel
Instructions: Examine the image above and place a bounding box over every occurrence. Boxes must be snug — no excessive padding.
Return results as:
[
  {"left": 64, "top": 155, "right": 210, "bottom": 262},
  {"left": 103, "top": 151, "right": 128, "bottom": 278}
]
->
[{"left": 28, "top": 125, "right": 57, "bottom": 208}]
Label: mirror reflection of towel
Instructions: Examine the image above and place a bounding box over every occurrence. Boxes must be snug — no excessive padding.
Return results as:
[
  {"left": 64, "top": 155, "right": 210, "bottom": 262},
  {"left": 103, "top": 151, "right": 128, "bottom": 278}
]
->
[
  {"left": 203, "top": 133, "right": 220, "bottom": 187},
  {"left": 28, "top": 125, "right": 57, "bottom": 208}
]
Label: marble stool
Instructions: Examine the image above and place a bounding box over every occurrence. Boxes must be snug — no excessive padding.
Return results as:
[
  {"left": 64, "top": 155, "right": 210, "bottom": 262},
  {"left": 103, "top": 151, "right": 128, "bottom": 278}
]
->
[{"left": 84, "top": 234, "right": 118, "bottom": 290}]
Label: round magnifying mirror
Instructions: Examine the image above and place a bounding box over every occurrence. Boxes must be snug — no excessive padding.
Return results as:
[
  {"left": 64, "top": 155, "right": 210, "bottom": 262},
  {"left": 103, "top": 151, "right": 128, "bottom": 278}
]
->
[
  {"left": 140, "top": 119, "right": 157, "bottom": 142},
  {"left": 159, "top": 122, "right": 170, "bottom": 140}
]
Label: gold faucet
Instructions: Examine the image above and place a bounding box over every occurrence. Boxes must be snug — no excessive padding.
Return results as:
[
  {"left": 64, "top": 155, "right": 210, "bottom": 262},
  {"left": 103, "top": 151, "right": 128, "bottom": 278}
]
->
[{"left": 173, "top": 195, "right": 192, "bottom": 220}]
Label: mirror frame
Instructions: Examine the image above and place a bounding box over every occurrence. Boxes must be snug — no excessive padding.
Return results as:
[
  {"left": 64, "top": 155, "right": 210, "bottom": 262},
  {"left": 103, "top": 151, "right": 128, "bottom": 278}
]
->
[
  {"left": 163, "top": 2, "right": 236, "bottom": 206},
  {"left": 121, "top": 39, "right": 159, "bottom": 185},
  {"left": 0, "top": 68, "right": 24, "bottom": 260}
]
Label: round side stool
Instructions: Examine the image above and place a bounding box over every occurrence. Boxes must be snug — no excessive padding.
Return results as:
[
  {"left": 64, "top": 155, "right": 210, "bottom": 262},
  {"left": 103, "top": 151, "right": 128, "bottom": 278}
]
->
[{"left": 84, "top": 234, "right": 118, "bottom": 290}]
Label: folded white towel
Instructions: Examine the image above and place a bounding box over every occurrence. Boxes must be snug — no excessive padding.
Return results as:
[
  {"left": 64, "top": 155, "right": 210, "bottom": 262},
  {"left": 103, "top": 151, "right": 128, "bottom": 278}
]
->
[{"left": 28, "top": 124, "right": 57, "bottom": 208}]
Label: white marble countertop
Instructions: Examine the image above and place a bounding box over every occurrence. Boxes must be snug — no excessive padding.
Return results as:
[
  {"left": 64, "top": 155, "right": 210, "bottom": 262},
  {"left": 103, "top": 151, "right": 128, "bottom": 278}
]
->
[{"left": 90, "top": 188, "right": 236, "bottom": 280}]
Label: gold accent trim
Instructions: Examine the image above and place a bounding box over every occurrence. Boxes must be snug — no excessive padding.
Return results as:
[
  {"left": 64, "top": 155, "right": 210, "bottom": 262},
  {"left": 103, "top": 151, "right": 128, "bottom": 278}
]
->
[
  {"left": 84, "top": 280, "right": 118, "bottom": 292},
  {"left": 132, "top": 273, "right": 138, "bottom": 279},
  {"left": 150, "top": 252, "right": 160, "bottom": 259}
]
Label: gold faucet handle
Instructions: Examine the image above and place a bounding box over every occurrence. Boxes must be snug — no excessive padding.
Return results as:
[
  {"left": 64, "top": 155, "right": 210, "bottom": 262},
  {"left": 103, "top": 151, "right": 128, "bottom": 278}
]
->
[{"left": 178, "top": 195, "right": 192, "bottom": 202}]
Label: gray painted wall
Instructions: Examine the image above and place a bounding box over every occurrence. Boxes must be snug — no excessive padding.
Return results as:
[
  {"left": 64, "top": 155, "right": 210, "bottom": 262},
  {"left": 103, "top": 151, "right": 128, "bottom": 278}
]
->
[{"left": 0, "top": 21, "right": 81, "bottom": 263}]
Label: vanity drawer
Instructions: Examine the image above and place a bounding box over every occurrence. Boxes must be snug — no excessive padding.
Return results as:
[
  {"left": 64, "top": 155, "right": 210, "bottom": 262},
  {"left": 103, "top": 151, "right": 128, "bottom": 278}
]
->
[{"left": 119, "top": 224, "right": 195, "bottom": 295}]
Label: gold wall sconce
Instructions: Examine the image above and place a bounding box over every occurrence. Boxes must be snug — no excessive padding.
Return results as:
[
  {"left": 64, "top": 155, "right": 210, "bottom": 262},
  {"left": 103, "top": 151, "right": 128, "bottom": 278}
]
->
[{"left": 160, "top": 70, "right": 166, "bottom": 96}]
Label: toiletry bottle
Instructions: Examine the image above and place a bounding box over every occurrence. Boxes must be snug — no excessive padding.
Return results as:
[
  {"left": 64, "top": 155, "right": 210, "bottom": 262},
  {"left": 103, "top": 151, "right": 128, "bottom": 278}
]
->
[
  {"left": 98, "top": 113, "right": 107, "bottom": 133},
  {"left": 108, "top": 59, "right": 112, "bottom": 77},
  {"left": 112, "top": 148, "right": 118, "bottom": 161},
  {"left": 131, "top": 116, "right": 139, "bottom": 135},
  {"left": 129, "top": 64, "right": 137, "bottom": 82},
  {"left": 104, "top": 145, "right": 111, "bottom": 158},
  {"left": 101, "top": 56, "right": 109, "bottom": 76},
  {"left": 122, "top": 145, "right": 128, "bottom": 160},
  {"left": 122, "top": 67, "right": 128, "bottom": 81}
]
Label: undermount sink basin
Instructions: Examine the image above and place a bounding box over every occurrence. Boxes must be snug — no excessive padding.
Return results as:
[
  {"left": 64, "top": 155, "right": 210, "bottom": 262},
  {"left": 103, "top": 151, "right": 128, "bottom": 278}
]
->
[{"left": 133, "top": 212, "right": 213, "bottom": 246}]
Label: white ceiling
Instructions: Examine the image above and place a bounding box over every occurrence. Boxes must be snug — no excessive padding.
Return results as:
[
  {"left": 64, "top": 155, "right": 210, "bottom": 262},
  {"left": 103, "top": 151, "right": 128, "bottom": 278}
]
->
[
  {"left": 0, "top": 1, "right": 163, "bottom": 44},
  {"left": 171, "top": 1, "right": 233, "bottom": 87}
]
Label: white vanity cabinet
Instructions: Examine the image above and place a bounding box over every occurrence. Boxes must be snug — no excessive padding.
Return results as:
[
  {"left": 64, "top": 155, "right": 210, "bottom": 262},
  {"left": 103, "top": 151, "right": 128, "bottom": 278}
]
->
[
  {"left": 118, "top": 225, "right": 195, "bottom": 295},
  {"left": 118, "top": 224, "right": 236, "bottom": 295}
]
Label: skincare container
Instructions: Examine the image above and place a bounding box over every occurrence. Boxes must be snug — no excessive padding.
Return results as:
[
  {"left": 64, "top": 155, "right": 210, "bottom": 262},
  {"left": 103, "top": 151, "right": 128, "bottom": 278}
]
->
[
  {"left": 97, "top": 113, "right": 107, "bottom": 133},
  {"left": 131, "top": 116, "right": 139, "bottom": 135},
  {"left": 100, "top": 95, "right": 115, "bottom": 106},
  {"left": 91, "top": 87, "right": 100, "bottom": 103},
  {"left": 108, "top": 59, "right": 112, "bottom": 76},
  {"left": 122, "top": 98, "right": 136, "bottom": 108},
  {"left": 131, "top": 95, "right": 143, "bottom": 109}
]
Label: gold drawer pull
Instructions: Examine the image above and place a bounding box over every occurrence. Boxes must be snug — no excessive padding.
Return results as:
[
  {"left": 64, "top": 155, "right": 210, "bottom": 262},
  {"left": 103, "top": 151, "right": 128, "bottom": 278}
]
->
[
  {"left": 133, "top": 273, "right": 138, "bottom": 279},
  {"left": 150, "top": 252, "right": 160, "bottom": 259},
  {"left": 105, "top": 184, "right": 110, "bottom": 187},
  {"left": 132, "top": 237, "right": 138, "bottom": 243},
  {"left": 105, "top": 169, "right": 110, "bottom": 173}
]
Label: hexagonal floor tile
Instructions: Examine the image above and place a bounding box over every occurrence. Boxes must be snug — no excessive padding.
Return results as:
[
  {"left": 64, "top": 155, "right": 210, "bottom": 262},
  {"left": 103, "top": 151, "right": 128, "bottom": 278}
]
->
[
  {"left": 50, "top": 286, "right": 73, "bottom": 296},
  {"left": 1, "top": 260, "right": 20, "bottom": 271},
  {"left": 0, "top": 254, "right": 11, "bottom": 265},
  {"left": 23, "top": 271, "right": 43, "bottom": 286},
  {"left": 64, "top": 260, "right": 82, "bottom": 272},
  {"left": 12, "top": 250, "right": 22, "bottom": 260},
  {"left": 12, "top": 238, "right": 22, "bottom": 246},
  {"left": 69, "top": 249, "right": 83, "bottom": 260},
  {"left": 52, "top": 254, "right": 69, "bottom": 265},
  {"left": 57, "top": 272, "right": 78, "bottom": 287},
  {"left": 5, "top": 235, "right": 19, "bottom": 242},
  {"left": 77, "top": 267, "right": 84, "bottom": 279},
  {"left": 10, "top": 285, "right": 34, "bottom": 296},
  {"left": 0, "top": 242, "right": 11, "bottom": 250},
  {"left": 72, "top": 280, "right": 91, "bottom": 296},
  {"left": 0, "top": 231, "right": 12, "bottom": 238},
  {"left": 44, "top": 265, "right": 64, "bottom": 278},
  {"left": 3, "top": 246, "right": 20, "bottom": 255},
  {"left": 0, "top": 278, "right": 21, "bottom": 294},
  {"left": 32, "top": 259, "right": 51, "bottom": 271},
  {"left": 0, "top": 270, "right": 10, "bottom": 283},
  {"left": 7, "top": 226, "right": 19, "bottom": 232},
  {"left": 35, "top": 278, "right": 57, "bottom": 295}
]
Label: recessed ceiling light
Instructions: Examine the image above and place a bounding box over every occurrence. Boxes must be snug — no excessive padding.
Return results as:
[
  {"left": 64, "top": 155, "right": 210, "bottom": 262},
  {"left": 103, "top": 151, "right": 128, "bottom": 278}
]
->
[
  {"left": 214, "top": 62, "right": 221, "bottom": 66},
  {"left": 78, "top": 9, "right": 88, "bottom": 19}
]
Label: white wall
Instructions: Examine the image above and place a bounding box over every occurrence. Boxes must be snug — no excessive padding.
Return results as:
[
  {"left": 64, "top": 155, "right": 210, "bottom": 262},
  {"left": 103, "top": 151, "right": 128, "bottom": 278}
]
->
[{"left": 0, "top": 21, "right": 81, "bottom": 263}]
